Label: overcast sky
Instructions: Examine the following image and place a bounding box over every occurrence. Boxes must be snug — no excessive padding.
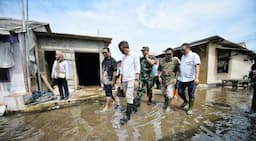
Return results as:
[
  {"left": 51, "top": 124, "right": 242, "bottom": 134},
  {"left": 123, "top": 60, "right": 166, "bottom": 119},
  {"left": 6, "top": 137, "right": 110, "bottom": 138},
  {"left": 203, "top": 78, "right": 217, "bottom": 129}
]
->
[{"left": 1, "top": 0, "right": 256, "bottom": 60}]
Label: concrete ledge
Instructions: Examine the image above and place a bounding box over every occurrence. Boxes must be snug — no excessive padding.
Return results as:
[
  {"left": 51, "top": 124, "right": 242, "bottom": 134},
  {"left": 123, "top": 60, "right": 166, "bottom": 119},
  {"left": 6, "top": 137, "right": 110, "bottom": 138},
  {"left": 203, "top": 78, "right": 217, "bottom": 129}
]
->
[
  {"left": 20, "top": 94, "right": 104, "bottom": 113},
  {"left": 3, "top": 93, "right": 27, "bottom": 111}
]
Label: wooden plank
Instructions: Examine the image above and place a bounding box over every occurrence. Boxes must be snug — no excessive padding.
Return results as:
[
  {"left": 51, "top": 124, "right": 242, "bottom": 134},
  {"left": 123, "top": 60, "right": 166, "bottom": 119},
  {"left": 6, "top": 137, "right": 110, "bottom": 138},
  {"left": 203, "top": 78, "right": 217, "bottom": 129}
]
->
[{"left": 40, "top": 73, "right": 56, "bottom": 95}]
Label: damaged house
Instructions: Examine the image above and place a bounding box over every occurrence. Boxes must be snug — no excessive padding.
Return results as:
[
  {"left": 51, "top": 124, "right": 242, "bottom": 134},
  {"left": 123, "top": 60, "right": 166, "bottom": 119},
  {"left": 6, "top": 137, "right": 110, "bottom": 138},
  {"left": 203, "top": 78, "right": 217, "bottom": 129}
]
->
[{"left": 0, "top": 18, "right": 111, "bottom": 111}]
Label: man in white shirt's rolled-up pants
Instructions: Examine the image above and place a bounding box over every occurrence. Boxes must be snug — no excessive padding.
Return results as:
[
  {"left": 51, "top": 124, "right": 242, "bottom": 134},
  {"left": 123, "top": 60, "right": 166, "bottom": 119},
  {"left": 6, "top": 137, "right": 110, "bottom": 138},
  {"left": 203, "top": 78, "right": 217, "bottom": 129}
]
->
[{"left": 118, "top": 41, "right": 140, "bottom": 125}]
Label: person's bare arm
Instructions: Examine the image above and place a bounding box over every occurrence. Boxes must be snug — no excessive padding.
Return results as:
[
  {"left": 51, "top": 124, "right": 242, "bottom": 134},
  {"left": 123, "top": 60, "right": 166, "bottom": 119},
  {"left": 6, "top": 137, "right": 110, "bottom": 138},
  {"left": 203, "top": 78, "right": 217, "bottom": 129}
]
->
[
  {"left": 110, "top": 71, "right": 117, "bottom": 87},
  {"left": 195, "top": 64, "right": 200, "bottom": 84}
]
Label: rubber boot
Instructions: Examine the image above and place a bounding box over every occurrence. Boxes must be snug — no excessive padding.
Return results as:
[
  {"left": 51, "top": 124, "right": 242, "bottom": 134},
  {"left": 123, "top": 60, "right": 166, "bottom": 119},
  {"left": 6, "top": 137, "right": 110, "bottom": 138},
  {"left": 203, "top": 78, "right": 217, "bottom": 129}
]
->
[
  {"left": 166, "top": 98, "right": 173, "bottom": 112},
  {"left": 147, "top": 88, "right": 153, "bottom": 105},
  {"left": 132, "top": 100, "right": 138, "bottom": 113},
  {"left": 189, "top": 99, "right": 195, "bottom": 110},
  {"left": 163, "top": 96, "right": 168, "bottom": 109},
  {"left": 134, "top": 97, "right": 141, "bottom": 107},
  {"left": 187, "top": 99, "right": 195, "bottom": 115},
  {"left": 120, "top": 104, "right": 132, "bottom": 125}
]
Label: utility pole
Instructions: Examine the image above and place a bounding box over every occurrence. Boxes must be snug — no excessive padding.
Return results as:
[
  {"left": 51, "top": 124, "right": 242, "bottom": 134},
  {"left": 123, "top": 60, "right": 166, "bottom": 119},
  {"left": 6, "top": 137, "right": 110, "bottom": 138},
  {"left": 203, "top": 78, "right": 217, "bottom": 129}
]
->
[
  {"left": 248, "top": 57, "right": 256, "bottom": 113},
  {"left": 21, "top": 0, "right": 31, "bottom": 94},
  {"left": 252, "top": 84, "right": 256, "bottom": 113},
  {"left": 251, "top": 58, "right": 256, "bottom": 113}
]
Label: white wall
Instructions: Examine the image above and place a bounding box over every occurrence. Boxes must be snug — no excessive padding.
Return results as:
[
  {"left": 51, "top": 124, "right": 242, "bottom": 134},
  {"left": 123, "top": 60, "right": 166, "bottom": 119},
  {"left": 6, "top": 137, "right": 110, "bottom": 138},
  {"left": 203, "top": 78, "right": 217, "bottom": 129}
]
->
[
  {"left": 207, "top": 43, "right": 253, "bottom": 84},
  {"left": 229, "top": 53, "right": 252, "bottom": 79},
  {"left": 0, "top": 40, "right": 26, "bottom": 104}
]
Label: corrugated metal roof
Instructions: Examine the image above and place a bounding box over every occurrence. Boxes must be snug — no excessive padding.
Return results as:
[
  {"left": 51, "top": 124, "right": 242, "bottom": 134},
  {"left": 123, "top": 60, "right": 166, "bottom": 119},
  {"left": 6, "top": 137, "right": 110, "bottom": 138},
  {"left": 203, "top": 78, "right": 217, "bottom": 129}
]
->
[
  {"left": 157, "top": 35, "right": 255, "bottom": 57},
  {"left": 35, "top": 32, "right": 112, "bottom": 43},
  {"left": 0, "top": 18, "right": 51, "bottom": 34}
]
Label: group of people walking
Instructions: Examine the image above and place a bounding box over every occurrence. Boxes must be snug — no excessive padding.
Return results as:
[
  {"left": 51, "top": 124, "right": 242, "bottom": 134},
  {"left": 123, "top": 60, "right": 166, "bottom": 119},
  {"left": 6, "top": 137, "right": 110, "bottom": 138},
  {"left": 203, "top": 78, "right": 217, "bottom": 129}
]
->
[
  {"left": 50, "top": 40, "right": 201, "bottom": 125},
  {"left": 101, "top": 41, "right": 201, "bottom": 125}
]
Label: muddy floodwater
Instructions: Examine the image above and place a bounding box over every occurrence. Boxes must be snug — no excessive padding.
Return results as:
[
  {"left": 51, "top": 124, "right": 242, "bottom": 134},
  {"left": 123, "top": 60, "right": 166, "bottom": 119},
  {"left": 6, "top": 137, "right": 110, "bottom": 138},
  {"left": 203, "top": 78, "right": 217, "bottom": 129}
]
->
[{"left": 0, "top": 87, "right": 256, "bottom": 141}]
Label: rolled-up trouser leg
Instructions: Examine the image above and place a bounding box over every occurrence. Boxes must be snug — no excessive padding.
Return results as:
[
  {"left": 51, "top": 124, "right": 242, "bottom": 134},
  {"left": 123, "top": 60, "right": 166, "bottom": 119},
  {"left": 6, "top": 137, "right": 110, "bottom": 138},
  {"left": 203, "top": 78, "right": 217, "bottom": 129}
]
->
[
  {"left": 166, "top": 84, "right": 175, "bottom": 99},
  {"left": 123, "top": 80, "right": 135, "bottom": 104},
  {"left": 161, "top": 83, "right": 167, "bottom": 109}
]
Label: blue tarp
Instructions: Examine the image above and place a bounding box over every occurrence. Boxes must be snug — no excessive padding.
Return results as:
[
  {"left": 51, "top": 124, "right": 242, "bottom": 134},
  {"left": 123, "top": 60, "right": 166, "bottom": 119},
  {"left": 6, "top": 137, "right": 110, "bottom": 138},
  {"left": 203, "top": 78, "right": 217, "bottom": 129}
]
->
[{"left": 32, "top": 90, "right": 54, "bottom": 101}]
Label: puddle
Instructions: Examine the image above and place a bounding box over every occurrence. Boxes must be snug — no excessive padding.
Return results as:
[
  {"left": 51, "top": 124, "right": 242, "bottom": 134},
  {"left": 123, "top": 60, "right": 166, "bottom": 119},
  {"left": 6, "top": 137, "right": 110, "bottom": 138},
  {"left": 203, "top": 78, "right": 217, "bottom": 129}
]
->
[{"left": 0, "top": 87, "right": 255, "bottom": 141}]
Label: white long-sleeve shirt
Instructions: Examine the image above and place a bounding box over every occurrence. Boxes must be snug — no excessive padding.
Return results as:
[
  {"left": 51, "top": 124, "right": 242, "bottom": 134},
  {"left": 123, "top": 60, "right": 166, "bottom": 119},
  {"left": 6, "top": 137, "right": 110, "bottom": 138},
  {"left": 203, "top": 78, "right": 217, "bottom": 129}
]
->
[
  {"left": 51, "top": 60, "right": 69, "bottom": 79},
  {"left": 120, "top": 52, "right": 140, "bottom": 82}
]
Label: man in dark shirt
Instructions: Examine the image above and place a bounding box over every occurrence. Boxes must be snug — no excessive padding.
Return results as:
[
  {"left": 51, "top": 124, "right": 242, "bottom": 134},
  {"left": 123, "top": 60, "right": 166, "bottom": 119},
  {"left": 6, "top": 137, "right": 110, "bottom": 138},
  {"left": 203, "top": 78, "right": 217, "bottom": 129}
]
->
[{"left": 101, "top": 47, "right": 119, "bottom": 112}]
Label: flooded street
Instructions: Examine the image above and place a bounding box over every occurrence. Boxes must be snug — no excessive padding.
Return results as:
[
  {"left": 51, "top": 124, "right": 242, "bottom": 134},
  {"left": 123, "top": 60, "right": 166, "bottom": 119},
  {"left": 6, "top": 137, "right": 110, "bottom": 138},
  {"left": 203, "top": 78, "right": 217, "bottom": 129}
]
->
[{"left": 0, "top": 87, "right": 256, "bottom": 141}]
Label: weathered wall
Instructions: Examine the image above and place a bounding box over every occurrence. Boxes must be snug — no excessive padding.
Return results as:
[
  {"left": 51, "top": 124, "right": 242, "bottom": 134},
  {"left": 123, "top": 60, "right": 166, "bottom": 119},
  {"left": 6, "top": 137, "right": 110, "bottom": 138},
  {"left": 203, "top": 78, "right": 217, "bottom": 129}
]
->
[
  {"left": 192, "top": 46, "right": 208, "bottom": 84},
  {"left": 37, "top": 36, "right": 105, "bottom": 52},
  {"left": 207, "top": 43, "right": 253, "bottom": 84},
  {"left": 0, "top": 37, "right": 26, "bottom": 104},
  {"left": 36, "top": 36, "right": 106, "bottom": 91}
]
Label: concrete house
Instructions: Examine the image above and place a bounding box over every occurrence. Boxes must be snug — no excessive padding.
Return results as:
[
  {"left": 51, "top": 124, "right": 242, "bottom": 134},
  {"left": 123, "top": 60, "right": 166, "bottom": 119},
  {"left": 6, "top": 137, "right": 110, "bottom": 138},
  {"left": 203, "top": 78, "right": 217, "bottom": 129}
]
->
[
  {"left": 0, "top": 18, "right": 111, "bottom": 111},
  {"left": 35, "top": 32, "right": 111, "bottom": 91},
  {"left": 173, "top": 36, "right": 255, "bottom": 85},
  {"left": 157, "top": 36, "right": 255, "bottom": 85}
]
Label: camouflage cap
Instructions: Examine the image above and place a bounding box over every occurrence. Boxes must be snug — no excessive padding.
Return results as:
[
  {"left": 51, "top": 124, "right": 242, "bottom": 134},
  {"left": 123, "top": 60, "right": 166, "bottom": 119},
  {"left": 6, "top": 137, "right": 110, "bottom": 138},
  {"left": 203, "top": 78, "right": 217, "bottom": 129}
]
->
[{"left": 141, "top": 46, "right": 150, "bottom": 51}]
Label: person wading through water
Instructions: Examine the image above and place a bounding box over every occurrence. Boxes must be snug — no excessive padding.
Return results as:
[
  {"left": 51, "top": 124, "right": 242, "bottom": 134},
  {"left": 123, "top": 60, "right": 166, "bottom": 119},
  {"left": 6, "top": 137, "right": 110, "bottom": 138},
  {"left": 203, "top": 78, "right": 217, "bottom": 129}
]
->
[
  {"left": 177, "top": 43, "right": 200, "bottom": 115},
  {"left": 158, "top": 48, "right": 180, "bottom": 112},
  {"left": 51, "top": 50, "right": 70, "bottom": 100},
  {"left": 101, "top": 47, "right": 120, "bottom": 112},
  {"left": 135, "top": 46, "right": 156, "bottom": 107},
  {"left": 118, "top": 41, "right": 140, "bottom": 125}
]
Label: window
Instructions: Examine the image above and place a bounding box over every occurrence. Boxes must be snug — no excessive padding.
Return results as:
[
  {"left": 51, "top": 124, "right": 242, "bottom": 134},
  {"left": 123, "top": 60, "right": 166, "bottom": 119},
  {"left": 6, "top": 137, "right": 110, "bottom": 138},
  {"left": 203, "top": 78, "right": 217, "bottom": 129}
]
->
[
  {"left": 217, "top": 49, "right": 230, "bottom": 73},
  {"left": 0, "top": 68, "right": 10, "bottom": 82}
]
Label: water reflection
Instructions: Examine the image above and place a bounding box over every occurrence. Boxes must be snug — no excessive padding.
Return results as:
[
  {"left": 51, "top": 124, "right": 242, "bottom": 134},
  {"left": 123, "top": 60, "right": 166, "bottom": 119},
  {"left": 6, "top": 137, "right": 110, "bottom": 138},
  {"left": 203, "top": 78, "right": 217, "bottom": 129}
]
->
[{"left": 0, "top": 87, "right": 255, "bottom": 141}]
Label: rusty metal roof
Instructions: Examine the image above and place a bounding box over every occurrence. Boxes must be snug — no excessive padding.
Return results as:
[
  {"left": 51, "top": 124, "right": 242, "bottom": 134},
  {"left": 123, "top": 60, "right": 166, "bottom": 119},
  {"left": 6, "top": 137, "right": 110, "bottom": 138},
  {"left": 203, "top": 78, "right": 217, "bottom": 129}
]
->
[
  {"left": 35, "top": 31, "right": 112, "bottom": 43},
  {"left": 0, "top": 18, "right": 51, "bottom": 34}
]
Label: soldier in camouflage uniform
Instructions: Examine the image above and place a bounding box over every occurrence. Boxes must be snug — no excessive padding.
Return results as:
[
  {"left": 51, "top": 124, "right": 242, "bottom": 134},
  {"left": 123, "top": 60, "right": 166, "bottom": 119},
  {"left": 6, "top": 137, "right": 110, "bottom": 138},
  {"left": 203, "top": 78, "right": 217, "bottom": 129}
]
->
[
  {"left": 135, "top": 46, "right": 156, "bottom": 106},
  {"left": 158, "top": 48, "right": 180, "bottom": 112}
]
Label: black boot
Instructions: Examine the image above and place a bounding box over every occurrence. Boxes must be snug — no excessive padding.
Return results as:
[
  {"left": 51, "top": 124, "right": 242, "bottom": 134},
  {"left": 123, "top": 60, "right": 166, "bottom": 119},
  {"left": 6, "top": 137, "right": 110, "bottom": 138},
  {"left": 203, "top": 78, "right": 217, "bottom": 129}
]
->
[
  {"left": 132, "top": 100, "right": 138, "bottom": 113},
  {"left": 147, "top": 97, "right": 152, "bottom": 105},
  {"left": 134, "top": 97, "right": 141, "bottom": 107},
  {"left": 163, "top": 96, "right": 168, "bottom": 109},
  {"left": 147, "top": 90, "right": 153, "bottom": 105},
  {"left": 120, "top": 103, "right": 132, "bottom": 125}
]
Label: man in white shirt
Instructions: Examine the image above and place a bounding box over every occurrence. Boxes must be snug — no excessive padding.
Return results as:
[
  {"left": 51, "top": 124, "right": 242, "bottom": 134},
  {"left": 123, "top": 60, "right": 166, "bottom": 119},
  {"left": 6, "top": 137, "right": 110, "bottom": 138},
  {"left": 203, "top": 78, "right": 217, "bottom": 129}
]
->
[
  {"left": 178, "top": 43, "right": 200, "bottom": 115},
  {"left": 118, "top": 41, "right": 140, "bottom": 125}
]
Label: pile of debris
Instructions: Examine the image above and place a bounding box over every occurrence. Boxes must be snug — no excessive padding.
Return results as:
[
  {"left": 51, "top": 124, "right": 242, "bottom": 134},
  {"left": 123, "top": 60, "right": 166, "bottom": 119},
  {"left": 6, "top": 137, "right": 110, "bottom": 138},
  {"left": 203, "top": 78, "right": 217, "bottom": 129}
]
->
[{"left": 30, "top": 90, "right": 57, "bottom": 105}]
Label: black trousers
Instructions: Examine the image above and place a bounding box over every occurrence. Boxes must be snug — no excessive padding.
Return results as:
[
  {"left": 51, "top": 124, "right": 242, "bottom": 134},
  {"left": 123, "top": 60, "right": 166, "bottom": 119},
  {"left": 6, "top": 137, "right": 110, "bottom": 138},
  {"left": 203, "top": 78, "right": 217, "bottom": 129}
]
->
[{"left": 56, "top": 78, "right": 69, "bottom": 98}]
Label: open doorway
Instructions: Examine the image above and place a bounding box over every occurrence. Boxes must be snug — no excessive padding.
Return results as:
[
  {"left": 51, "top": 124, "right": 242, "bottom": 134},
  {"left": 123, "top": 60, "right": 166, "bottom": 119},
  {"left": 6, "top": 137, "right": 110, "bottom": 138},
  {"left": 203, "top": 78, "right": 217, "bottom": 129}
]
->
[
  {"left": 44, "top": 51, "right": 56, "bottom": 80},
  {"left": 75, "top": 52, "right": 100, "bottom": 86}
]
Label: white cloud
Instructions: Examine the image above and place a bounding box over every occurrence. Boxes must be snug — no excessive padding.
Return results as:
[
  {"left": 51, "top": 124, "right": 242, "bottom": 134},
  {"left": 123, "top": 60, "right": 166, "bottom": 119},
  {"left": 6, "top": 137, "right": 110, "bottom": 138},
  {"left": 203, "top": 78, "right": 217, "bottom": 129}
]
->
[{"left": 1, "top": 0, "right": 255, "bottom": 58}]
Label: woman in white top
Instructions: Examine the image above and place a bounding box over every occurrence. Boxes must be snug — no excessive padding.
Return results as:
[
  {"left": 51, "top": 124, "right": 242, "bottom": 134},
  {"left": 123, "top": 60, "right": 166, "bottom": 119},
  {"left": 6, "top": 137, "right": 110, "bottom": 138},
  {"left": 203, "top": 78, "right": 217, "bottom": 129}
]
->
[{"left": 51, "top": 51, "right": 69, "bottom": 100}]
